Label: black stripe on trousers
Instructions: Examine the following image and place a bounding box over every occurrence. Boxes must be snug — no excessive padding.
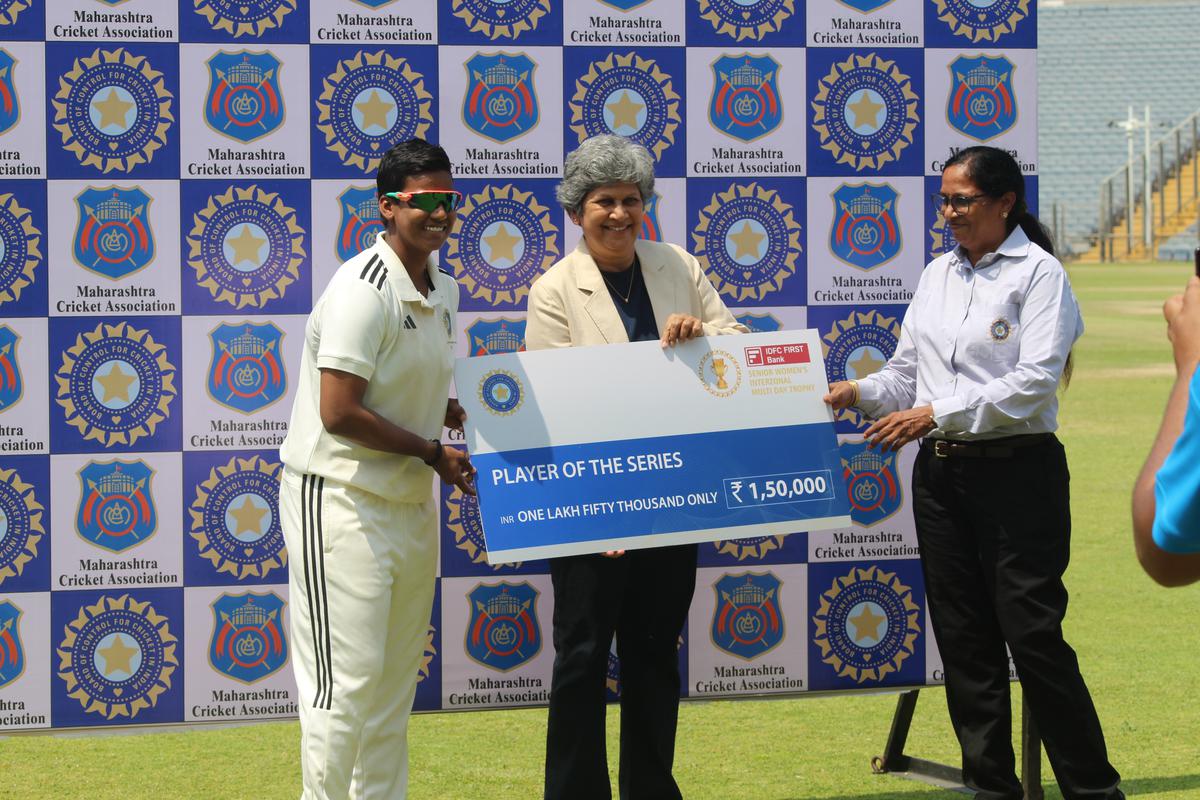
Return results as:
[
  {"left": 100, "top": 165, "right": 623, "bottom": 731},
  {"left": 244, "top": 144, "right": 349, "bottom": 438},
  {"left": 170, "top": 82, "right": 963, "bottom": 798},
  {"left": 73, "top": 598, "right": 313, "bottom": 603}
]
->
[{"left": 302, "top": 474, "right": 333, "bottom": 710}]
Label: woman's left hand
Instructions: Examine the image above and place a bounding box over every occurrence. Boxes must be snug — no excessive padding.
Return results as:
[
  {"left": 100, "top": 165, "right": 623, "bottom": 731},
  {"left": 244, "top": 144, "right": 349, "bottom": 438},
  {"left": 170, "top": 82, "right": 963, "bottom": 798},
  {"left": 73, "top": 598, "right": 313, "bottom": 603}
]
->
[
  {"left": 863, "top": 405, "right": 936, "bottom": 452},
  {"left": 661, "top": 314, "right": 704, "bottom": 347}
]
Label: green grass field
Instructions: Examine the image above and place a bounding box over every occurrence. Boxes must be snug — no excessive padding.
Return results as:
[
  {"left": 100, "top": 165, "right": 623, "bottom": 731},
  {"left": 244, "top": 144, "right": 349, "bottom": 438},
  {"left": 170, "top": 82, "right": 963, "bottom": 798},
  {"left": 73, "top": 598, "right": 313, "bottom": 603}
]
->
[{"left": 3, "top": 262, "right": 1199, "bottom": 799}]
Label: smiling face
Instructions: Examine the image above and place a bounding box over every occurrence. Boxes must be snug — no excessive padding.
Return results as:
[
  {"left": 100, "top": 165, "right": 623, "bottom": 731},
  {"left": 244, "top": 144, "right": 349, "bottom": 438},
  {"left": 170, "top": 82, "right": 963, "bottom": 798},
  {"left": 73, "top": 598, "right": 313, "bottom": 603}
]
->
[
  {"left": 939, "top": 162, "right": 1015, "bottom": 265},
  {"left": 379, "top": 169, "right": 456, "bottom": 264},
  {"left": 570, "top": 181, "right": 644, "bottom": 271}
]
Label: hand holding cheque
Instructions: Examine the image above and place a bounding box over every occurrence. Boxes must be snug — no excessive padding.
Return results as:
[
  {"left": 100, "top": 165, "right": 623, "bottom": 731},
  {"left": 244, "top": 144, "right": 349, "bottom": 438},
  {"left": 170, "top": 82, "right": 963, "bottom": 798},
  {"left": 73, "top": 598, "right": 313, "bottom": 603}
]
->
[{"left": 455, "top": 329, "right": 851, "bottom": 563}]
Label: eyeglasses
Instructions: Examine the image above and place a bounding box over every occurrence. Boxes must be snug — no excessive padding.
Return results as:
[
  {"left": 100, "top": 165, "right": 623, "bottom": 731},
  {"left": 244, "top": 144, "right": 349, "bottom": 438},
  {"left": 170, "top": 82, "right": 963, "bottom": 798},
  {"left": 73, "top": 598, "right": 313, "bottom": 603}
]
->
[
  {"left": 383, "top": 189, "right": 463, "bottom": 214},
  {"left": 930, "top": 193, "right": 989, "bottom": 214}
]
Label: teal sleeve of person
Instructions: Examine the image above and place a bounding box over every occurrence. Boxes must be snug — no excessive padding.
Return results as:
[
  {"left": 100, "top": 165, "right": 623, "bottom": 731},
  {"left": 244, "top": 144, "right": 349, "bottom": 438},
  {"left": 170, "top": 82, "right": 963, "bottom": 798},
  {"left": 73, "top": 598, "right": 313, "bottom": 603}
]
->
[{"left": 1153, "top": 367, "right": 1200, "bottom": 553}]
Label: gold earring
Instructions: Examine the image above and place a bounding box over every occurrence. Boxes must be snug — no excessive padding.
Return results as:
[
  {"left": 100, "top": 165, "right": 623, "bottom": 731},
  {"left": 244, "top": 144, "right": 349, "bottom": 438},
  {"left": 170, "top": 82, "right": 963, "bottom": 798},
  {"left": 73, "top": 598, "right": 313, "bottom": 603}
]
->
[{"left": 1001, "top": 211, "right": 1009, "bottom": 219}]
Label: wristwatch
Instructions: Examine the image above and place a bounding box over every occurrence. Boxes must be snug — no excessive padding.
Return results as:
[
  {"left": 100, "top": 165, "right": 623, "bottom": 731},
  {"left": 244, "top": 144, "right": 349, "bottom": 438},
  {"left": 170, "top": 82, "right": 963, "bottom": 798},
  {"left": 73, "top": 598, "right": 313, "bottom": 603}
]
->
[{"left": 423, "top": 438, "right": 443, "bottom": 466}]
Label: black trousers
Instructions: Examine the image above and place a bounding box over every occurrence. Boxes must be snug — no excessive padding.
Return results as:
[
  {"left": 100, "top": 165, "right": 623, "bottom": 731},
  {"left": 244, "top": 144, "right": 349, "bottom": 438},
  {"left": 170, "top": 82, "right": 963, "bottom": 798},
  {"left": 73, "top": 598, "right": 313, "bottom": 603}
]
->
[
  {"left": 913, "top": 437, "right": 1123, "bottom": 800},
  {"left": 543, "top": 544, "right": 698, "bottom": 800}
]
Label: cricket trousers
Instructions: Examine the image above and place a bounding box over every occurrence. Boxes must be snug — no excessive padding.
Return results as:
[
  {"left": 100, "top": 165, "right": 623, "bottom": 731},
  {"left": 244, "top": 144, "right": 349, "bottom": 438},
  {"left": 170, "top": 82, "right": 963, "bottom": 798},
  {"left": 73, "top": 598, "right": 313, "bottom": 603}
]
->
[{"left": 280, "top": 468, "right": 438, "bottom": 800}]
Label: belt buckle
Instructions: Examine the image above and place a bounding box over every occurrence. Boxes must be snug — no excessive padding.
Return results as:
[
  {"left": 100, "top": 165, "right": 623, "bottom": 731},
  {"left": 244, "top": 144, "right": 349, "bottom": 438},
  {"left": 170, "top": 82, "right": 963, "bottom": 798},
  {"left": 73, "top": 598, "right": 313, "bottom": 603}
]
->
[{"left": 933, "top": 440, "right": 951, "bottom": 458}]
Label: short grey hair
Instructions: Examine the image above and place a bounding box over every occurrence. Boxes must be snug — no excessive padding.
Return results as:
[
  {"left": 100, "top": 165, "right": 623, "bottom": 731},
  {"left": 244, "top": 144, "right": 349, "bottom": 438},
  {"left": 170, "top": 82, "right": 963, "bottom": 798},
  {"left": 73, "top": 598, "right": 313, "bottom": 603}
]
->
[{"left": 556, "top": 134, "right": 656, "bottom": 214}]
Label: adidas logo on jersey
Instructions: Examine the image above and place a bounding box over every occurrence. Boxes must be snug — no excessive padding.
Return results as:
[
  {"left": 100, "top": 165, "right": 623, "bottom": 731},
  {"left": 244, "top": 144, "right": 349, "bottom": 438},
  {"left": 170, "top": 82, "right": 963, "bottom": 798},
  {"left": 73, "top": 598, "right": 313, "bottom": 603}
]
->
[{"left": 403, "top": 315, "right": 417, "bottom": 330}]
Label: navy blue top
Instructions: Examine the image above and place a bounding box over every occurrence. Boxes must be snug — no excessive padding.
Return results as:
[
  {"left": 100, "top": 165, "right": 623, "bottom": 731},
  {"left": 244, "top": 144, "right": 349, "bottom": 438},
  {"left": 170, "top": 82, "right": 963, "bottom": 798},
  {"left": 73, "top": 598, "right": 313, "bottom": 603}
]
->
[{"left": 602, "top": 257, "right": 659, "bottom": 343}]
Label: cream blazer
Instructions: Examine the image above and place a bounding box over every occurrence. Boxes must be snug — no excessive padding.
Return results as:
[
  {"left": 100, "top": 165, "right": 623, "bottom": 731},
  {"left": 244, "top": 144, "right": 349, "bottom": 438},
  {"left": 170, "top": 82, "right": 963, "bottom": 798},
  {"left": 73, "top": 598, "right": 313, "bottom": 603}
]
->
[{"left": 525, "top": 239, "right": 748, "bottom": 350}]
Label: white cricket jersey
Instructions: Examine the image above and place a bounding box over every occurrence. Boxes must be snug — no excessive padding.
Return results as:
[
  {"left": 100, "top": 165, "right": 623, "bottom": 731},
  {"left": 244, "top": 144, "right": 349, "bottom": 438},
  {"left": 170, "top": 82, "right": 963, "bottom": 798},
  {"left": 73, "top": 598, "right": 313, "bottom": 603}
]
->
[{"left": 280, "top": 233, "right": 459, "bottom": 501}]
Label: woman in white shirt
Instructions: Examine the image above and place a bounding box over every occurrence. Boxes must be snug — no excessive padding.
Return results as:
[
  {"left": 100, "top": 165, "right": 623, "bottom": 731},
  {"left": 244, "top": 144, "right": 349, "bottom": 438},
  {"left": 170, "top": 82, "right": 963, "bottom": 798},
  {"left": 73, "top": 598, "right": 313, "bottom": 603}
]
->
[{"left": 825, "top": 146, "right": 1123, "bottom": 800}]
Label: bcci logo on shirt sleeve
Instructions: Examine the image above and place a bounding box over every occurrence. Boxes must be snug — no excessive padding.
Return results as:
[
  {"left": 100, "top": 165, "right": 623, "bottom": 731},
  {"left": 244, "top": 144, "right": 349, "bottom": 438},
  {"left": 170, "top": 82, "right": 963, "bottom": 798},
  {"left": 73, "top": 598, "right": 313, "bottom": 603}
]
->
[
  {"left": 51, "top": 47, "right": 174, "bottom": 173},
  {"left": 0, "top": 466, "right": 44, "bottom": 589},
  {"left": 822, "top": 310, "right": 901, "bottom": 429},
  {"left": 0, "top": 49, "right": 19, "bottom": 134},
  {"left": 0, "top": 325, "right": 22, "bottom": 411},
  {"left": 569, "top": 52, "right": 681, "bottom": 163},
  {"left": 452, "top": 0, "right": 551, "bottom": 40},
  {"left": 206, "top": 322, "right": 286, "bottom": 415},
  {"left": 947, "top": 56, "right": 1017, "bottom": 142},
  {"left": 315, "top": 50, "right": 433, "bottom": 174},
  {"left": 812, "top": 565, "right": 919, "bottom": 683},
  {"left": 463, "top": 52, "right": 539, "bottom": 143},
  {"left": 713, "top": 534, "right": 786, "bottom": 561},
  {"left": 830, "top": 183, "right": 901, "bottom": 270},
  {"left": 465, "top": 581, "right": 542, "bottom": 671},
  {"left": 693, "top": 182, "right": 802, "bottom": 303},
  {"left": 0, "top": 600, "right": 24, "bottom": 688},
  {"left": 189, "top": 454, "right": 286, "bottom": 581},
  {"left": 932, "top": 0, "right": 1030, "bottom": 43},
  {"left": 57, "top": 593, "right": 179, "bottom": 720},
  {"left": 76, "top": 460, "right": 157, "bottom": 553},
  {"left": 0, "top": 1, "right": 31, "bottom": 26},
  {"left": 55, "top": 321, "right": 178, "bottom": 448},
  {"left": 73, "top": 187, "right": 156, "bottom": 280},
  {"left": 336, "top": 186, "right": 383, "bottom": 263},
  {"left": 710, "top": 54, "right": 782, "bottom": 143},
  {"left": 698, "top": 0, "right": 795, "bottom": 41},
  {"left": 841, "top": 441, "right": 901, "bottom": 526},
  {"left": 0, "top": 191, "right": 41, "bottom": 309},
  {"left": 445, "top": 184, "right": 558, "bottom": 307},
  {"left": 194, "top": 0, "right": 296, "bottom": 37},
  {"left": 812, "top": 53, "right": 919, "bottom": 172},
  {"left": 209, "top": 592, "right": 288, "bottom": 684},
  {"left": 186, "top": 184, "right": 306, "bottom": 309},
  {"left": 711, "top": 572, "right": 784, "bottom": 659},
  {"left": 468, "top": 318, "right": 526, "bottom": 356},
  {"left": 204, "top": 51, "right": 285, "bottom": 144}
]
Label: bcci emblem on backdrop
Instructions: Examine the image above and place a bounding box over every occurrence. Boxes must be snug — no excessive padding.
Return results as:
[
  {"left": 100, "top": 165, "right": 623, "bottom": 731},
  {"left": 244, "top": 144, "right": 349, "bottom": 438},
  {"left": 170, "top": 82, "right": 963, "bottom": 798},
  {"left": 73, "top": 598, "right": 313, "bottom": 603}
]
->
[
  {"left": 55, "top": 321, "right": 178, "bottom": 448},
  {"left": 189, "top": 454, "right": 286, "bottom": 581},
  {"left": 947, "top": 56, "right": 1017, "bottom": 141},
  {"left": 812, "top": 565, "right": 920, "bottom": 683},
  {"left": 195, "top": 0, "right": 296, "bottom": 38},
  {"left": 464, "top": 53, "right": 539, "bottom": 143},
  {"left": 0, "top": 48, "right": 18, "bottom": 134},
  {"left": 932, "top": 0, "right": 1030, "bottom": 43},
  {"left": 697, "top": 0, "right": 795, "bottom": 41},
  {"left": 822, "top": 310, "right": 901, "bottom": 429},
  {"left": 0, "top": 600, "right": 24, "bottom": 688},
  {"left": 204, "top": 51, "right": 284, "bottom": 144},
  {"left": 830, "top": 183, "right": 900, "bottom": 270},
  {"left": 466, "top": 582, "right": 541, "bottom": 671},
  {"left": 76, "top": 460, "right": 157, "bottom": 553},
  {"left": 209, "top": 592, "right": 287, "bottom": 684},
  {"left": 840, "top": 441, "right": 901, "bottom": 526},
  {"left": 693, "top": 182, "right": 802, "bottom": 303},
  {"left": 52, "top": 47, "right": 174, "bottom": 173},
  {"left": 0, "top": 324, "right": 22, "bottom": 410},
  {"left": 57, "top": 593, "right": 178, "bottom": 720},
  {"left": 336, "top": 186, "right": 383, "bottom": 262},
  {"left": 206, "top": 322, "right": 286, "bottom": 415},
  {"left": 0, "top": 191, "right": 42, "bottom": 309},
  {"left": 569, "top": 52, "right": 681, "bottom": 162},
  {"left": 811, "top": 52, "right": 919, "bottom": 172},
  {"left": 0, "top": 1, "right": 31, "bottom": 27},
  {"left": 73, "top": 187, "right": 156, "bottom": 280},
  {"left": 315, "top": 50, "right": 433, "bottom": 173},
  {"left": 711, "top": 572, "right": 784, "bottom": 660},
  {"left": 451, "top": 0, "right": 551, "bottom": 40},
  {"left": 710, "top": 55, "right": 781, "bottom": 143},
  {"left": 0, "top": 466, "right": 45, "bottom": 588}
]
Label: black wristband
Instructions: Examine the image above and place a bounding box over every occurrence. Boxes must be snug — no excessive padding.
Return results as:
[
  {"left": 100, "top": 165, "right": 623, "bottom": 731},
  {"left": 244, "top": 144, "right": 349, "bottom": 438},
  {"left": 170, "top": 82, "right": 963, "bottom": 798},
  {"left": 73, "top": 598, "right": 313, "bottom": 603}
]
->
[{"left": 423, "top": 439, "right": 443, "bottom": 466}]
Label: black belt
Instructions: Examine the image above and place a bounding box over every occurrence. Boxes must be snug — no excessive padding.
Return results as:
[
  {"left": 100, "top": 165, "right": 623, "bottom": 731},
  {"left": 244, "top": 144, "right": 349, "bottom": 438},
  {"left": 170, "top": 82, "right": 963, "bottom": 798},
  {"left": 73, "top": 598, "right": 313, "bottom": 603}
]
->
[{"left": 923, "top": 433, "right": 1054, "bottom": 459}]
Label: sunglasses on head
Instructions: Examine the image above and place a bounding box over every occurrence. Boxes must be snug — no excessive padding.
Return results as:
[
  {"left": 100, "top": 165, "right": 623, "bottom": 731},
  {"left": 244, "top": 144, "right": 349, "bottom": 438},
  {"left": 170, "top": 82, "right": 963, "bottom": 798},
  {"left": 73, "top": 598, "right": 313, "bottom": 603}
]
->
[{"left": 384, "top": 189, "right": 463, "bottom": 213}]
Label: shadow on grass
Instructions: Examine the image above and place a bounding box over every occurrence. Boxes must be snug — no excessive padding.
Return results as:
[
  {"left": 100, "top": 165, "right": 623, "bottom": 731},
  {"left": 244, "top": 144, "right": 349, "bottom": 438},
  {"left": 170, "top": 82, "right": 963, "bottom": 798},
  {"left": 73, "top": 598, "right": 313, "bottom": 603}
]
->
[{"left": 772, "top": 772, "right": 1200, "bottom": 800}]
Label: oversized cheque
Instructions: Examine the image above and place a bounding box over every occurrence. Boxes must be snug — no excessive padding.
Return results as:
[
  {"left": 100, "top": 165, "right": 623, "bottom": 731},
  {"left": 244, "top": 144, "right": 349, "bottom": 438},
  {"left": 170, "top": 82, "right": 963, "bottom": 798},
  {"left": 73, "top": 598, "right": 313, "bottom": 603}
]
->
[{"left": 456, "top": 329, "right": 851, "bottom": 563}]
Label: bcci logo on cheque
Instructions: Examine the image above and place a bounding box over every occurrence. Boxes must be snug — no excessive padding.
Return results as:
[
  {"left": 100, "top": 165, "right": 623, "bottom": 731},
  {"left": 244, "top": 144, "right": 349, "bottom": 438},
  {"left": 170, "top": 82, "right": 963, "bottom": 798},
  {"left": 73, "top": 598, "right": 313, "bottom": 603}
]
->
[
  {"left": 316, "top": 50, "right": 433, "bottom": 173},
  {"left": 0, "top": 466, "right": 44, "bottom": 589},
  {"left": 693, "top": 182, "right": 802, "bottom": 303},
  {"left": 812, "top": 565, "right": 919, "bottom": 683},
  {"left": 569, "top": 52, "right": 680, "bottom": 162},
  {"left": 187, "top": 184, "right": 306, "bottom": 309},
  {"left": 479, "top": 369, "right": 523, "bottom": 416},
  {"left": 451, "top": 0, "right": 551, "bottom": 40},
  {"left": 811, "top": 53, "right": 919, "bottom": 171},
  {"left": 57, "top": 593, "right": 179, "bottom": 720},
  {"left": 55, "top": 321, "right": 177, "bottom": 448},
  {"left": 189, "top": 454, "right": 286, "bottom": 581},
  {"left": 445, "top": 184, "right": 558, "bottom": 307},
  {"left": 52, "top": 47, "right": 174, "bottom": 173}
]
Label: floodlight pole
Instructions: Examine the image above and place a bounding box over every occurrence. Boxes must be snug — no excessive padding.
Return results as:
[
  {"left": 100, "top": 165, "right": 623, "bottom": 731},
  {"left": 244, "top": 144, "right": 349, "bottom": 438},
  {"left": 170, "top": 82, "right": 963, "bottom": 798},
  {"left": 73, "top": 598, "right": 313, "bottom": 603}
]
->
[{"left": 1144, "top": 105, "right": 1154, "bottom": 250}]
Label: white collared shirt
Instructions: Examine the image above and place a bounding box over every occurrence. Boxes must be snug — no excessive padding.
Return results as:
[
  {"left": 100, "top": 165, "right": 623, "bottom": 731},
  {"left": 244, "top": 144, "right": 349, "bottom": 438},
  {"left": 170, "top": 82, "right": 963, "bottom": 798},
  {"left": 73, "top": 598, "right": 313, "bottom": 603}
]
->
[
  {"left": 856, "top": 227, "right": 1083, "bottom": 439},
  {"left": 280, "top": 233, "right": 458, "bottom": 500}
]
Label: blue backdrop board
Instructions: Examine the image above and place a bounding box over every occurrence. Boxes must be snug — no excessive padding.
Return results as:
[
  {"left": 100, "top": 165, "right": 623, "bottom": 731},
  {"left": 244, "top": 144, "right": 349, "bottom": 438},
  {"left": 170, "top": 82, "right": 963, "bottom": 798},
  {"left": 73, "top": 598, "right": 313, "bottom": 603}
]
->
[{"left": 0, "top": 0, "right": 1036, "bottom": 731}]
